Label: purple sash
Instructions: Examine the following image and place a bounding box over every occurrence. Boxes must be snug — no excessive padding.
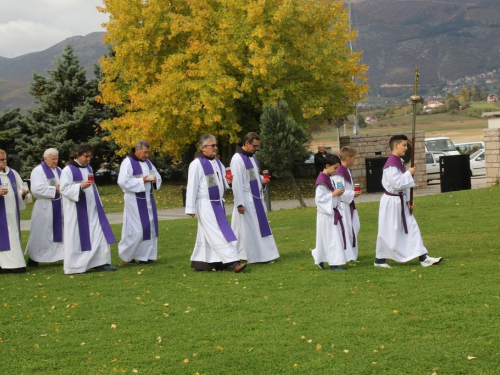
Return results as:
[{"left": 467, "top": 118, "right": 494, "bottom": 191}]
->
[
  {"left": 198, "top": 157, "right": 237, "bottom": 242},
  {"left": 334, "top": 165, "right": 356, "bottom": 247},
  {"left": 315, "top": 173, "right": 346, "bottom": 249},
  {"left": 384, "top": 191, "right": 408, "bottom": 234},
  {"left": 383, "top": 154, "right": 406, "bottom": 173},
  {"left": 335, "top": 164, "right": 353, "bottom": 184},
  {"left": 383, "top": 155, "right": 409, "bottom": 234},
  {"left": 0, "top": 170, "right": 21, "bottom": 251},
  {"left": 40, "top": 162, "right": 63, "bottom": 242},
  {"left": 238, "top": 153, "right": 272, "bottom": 237},
  {"left": 69, "top": 164, "right": 116, "bottom": 251},
  {"left": 127, "top": 156, "right": 159, "bottom": 241}
]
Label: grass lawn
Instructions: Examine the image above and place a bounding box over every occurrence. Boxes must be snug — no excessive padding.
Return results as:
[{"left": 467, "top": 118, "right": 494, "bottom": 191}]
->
[{"left": 3, "top": 186, "right": 500, "bottom": 374}]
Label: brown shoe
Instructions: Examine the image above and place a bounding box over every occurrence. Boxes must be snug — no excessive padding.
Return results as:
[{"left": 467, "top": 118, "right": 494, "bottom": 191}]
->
[{"left": 232, "top": 263, "right": 247, "bottom": 273}]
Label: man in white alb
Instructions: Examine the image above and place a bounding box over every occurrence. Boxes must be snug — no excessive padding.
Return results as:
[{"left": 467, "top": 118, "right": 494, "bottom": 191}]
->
[
  {"left": 185, "top": 134, "right": 246, "bottom": 272},
  {"left": 230, "top": 132, "right": 279, "bottom": 264},
  {"left": 118, "top": 140, "right": 162, "bottom": 264},
  {"left": 25, "top": 148, "right": 64, "bottom": 267},
  {"left": 60, "top": 143, "right": 117, "bottom": 274}
]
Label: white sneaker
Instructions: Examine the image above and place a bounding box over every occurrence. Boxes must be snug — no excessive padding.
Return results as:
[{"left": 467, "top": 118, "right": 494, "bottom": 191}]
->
[
  {"left": 374, "top": 262, "right": 391, "bottom": 268},
  {"left": 420, "top": 256, "right": 442, "bottom": 267}
]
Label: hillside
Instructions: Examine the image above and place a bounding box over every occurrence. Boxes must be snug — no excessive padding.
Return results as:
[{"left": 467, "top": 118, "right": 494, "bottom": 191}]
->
[
  {"left": 0, "top": 32, "right": 108, "bottom": 112},
  {"left": 2, "top": 0, "right": 500, "bottom": 112},
  {"left": 353, "top": 0, "right": 500, "bottom": 96}
]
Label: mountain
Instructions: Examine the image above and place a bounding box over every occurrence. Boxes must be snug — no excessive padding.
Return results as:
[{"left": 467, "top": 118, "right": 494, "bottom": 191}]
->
[
  {"left": 2, "top": 1, "right": 500, "bottom": 112},
  {"left": 0, "top": 32, "right": 108, "bottom": 113},
  {"left": 353, "top": 0, "right": 500, "bottom": 96}
]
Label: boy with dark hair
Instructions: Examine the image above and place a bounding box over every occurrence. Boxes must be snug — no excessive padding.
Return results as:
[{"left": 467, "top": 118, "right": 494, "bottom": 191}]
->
[
  {"left": 312, "top": 153, "right": 355, "bottom": 271},
  {"left": 375, "top": 135, "right": 442, "bottom": 268}
]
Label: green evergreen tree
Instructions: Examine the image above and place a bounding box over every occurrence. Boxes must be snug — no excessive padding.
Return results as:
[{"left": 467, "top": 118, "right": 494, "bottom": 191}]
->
[
  {"left": 17, "top": 44, "right": 116, "bottom": 177},
  {"left": 257, "top": 100, "right": 310, "bottom": 207}
]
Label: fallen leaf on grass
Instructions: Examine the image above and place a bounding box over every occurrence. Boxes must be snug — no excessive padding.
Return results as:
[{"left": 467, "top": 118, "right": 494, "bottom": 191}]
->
[
  {"left": 392, "top": 310, "right": 398, "bottom": 314},
  {"left": 316, "top": 344, "right": 322, "bottom": 351},
  {"left": 132, "top": 370, "right": 138, "bottom": 374},
  {"left": 111, "top": 358, "right": 117, "bottom": 363},
  {"left": 343, "top": 350, "right": 349, "bottom": 353},
  {"left": 155, "top": 356, "right": 160, "bottom": 359},
  {"left": 300, "top": 336, "right": 306, "bottom": 340},
  {"left": 307, "top": 339, "right": 313, "bottom": 344},
  {"left": 80, "top": 342, "right": 85, "bottom": 346},
  {"left": 216, "top": 345, "right": 224, "bottom": 350},
  {"left": 40, "top": 334, "right": 48, "bottom": 337},
  {"left": 111, "top": 324, "right": 117, "bottom": 329},
  {"left": 183, "top": 359, "right": 190, "bottom": 364},
  {"left": 468, "top": 356, "right": 477, "bottom": 360}
]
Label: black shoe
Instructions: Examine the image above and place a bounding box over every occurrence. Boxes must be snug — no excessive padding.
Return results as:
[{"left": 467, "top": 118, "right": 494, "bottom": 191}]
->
[
  {"left": 94, "top": 264, "right": 117, "bottom": 271},
  {"left": 27, "top": 258, "right": 39, "bottom": 267},
  {"left": 317, "top": 262, "right": 325, "bottom": 270}
]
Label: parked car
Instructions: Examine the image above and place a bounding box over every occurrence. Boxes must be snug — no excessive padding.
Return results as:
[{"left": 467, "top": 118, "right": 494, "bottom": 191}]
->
[
  {"left": 426, "top": 152, "right": 444, "bottom": 182},
  {"left": 455, "top": 141, "right": 484, "bottom": 155},
  {"left": 425, "top": 137, "right": 460, "bottom": 156},
  {"left": 304, "top": 152, "right": 315, "bottom": 164},
  {"left": 470, "top": 149, "right": 485, "bottom": 176}
]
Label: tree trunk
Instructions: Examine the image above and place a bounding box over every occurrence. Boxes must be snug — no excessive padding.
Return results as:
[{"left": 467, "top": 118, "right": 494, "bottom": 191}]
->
[{"left": 289, "top": 172, "right": 307, "bottom": 207}]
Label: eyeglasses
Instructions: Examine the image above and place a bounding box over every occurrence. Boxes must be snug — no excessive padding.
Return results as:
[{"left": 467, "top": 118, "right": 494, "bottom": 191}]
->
[
  {"left": 250, "top": 143, "right": 259, "bottom": 148},
  {"left": 82, "top": 154, "right": 93, "bottom": 159},
  {"left": 0, "top": 159, "right": 7, "bottom": 162},
  {"left": 204, "top": 144, "right": 218, "bottom": 148}
]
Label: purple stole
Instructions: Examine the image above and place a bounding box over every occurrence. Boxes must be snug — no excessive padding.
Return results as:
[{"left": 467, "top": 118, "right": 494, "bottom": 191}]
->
[
  {"left": 334, "top": 164, "right": 357, "bottom": 247},
  {"left": 315, "top": 172, "right": 346, "bottom": 249},
  {"left": 238, "top": 153, "right": 272, "bottom": 237},
  {"left": 198, "top": 157, "right": 237, "bottom": 242},
  {"left": 383, "top": 154, "right": 408, "bottom": 234},
  {"left": 40, "top": 162, "right": 63, "bottom": 243},
  {"left": 127, "top": 156, "right": 159, "bottom": 241},
  {"left": 68, "top": 164, "right": 116, "bottom": 251},
  {"left": 0, "top": 169, "right": 21, "bottom": 251}
]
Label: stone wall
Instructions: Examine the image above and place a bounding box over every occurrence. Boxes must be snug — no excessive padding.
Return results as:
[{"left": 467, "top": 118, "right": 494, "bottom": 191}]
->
[
  {"left": 338, "top": 131, "right": 427, "bottom": 191},
  {"left": 484, "top": 128, "right": 500, "bottom": 186}
]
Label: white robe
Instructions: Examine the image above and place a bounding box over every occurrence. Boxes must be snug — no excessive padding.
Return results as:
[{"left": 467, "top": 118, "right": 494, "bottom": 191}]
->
[
  {"left": 0, "top": 167, "right": 26, "bottom": 269},
  {"left": 117, "top": 157, "right": 162, "bottom": 262},
  {"left": 185, "top": 158, "right": 239, "bottom": 264},
  {"left": 60, "top": 164, "right": 112, "bottom": 274},
  {"left": 25, "top": 164, "right": 64, "bottom": 262},
  {"left": 230, "top": 153, "right": 279, "bottom": 263},
  {"left": 375, "top": 165, "right": 427, "bottom": 262},
  {"left": 312, "top": 183, "right": 355, "bottom": 266},
  {"left": 333, "top": 170, "right": 360, "bottom": 259}
]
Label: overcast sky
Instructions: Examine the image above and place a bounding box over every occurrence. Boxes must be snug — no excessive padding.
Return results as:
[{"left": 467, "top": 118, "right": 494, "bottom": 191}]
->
[{"left": 0, "top": 0, "right": 108, "bottom": 58}]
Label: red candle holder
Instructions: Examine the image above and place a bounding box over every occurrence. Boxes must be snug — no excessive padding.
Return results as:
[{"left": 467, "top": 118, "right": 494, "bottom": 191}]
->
[{"left": 263, "top": 170, "right": 270, "bottom": 181}]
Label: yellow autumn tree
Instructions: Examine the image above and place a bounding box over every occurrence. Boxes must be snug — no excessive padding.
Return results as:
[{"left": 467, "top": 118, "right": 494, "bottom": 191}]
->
[{"left": 98, "top": 0, "right": 368, "bottom": 156}]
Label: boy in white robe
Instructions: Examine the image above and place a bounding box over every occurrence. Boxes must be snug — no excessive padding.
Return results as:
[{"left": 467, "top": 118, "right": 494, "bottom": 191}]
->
[
  {"left": 375, "top": 135, "right": 442, "bottom": 268},
  {"left": 0, "top": 149, "right": 29, "bottom": 274},
  {"left": 333, "top": 146, "right": 361, "bottom": 261},
  {"left": 25, "top": 148, "right": 64, "bottom": 266},
  {"left": 312, "top": 154, "right": 355, "bottom": 271}
]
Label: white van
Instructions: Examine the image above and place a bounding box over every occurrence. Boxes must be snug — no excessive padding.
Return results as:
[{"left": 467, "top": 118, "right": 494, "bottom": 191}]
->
[
  {"left": 455, "top": 141, "right": 484, "bottom": 154},
  {"left": 424, "top": 137, "right": 460, "bottom": 156}
]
